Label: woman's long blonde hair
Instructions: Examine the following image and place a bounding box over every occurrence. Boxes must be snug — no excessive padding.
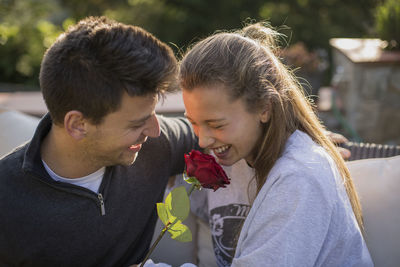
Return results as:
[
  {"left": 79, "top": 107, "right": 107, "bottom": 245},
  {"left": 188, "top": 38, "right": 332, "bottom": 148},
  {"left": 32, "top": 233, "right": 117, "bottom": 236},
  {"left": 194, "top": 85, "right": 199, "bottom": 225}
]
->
[{"left": 179, "top": 23, "right": 363, "bottom": 231}]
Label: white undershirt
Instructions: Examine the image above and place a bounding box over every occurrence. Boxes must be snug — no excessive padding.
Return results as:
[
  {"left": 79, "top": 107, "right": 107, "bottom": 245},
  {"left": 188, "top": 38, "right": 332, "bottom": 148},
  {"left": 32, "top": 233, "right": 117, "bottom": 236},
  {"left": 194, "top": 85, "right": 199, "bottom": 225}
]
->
[{"left": 42, "top": 160, "right": 105, "bottom": 193}]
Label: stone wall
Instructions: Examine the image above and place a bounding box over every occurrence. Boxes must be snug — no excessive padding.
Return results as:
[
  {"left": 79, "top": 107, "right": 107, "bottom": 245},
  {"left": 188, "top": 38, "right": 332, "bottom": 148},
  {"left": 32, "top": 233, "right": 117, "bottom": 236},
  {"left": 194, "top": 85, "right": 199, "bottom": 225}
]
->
[{"left": 330, "top": 38, "right": 400, "bottom": 144}]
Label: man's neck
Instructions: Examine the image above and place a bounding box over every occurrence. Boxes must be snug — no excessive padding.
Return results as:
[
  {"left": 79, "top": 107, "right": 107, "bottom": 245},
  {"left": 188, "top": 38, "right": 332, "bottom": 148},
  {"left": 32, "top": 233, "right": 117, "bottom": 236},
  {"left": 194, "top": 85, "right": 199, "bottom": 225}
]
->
[{"left": 41, "top": 125, "right": 101, "bottom": 178}]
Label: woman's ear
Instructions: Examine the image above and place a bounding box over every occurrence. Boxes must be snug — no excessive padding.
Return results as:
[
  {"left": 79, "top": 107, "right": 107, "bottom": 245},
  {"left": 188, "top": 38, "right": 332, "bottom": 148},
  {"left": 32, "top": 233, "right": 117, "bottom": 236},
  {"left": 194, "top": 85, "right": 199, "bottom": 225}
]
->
[
  {"left": 259, "top": 103, "right": 270, "bottom": 123},
  {"left": 64, "top": 111, "right": 88, "bottom": 140}
]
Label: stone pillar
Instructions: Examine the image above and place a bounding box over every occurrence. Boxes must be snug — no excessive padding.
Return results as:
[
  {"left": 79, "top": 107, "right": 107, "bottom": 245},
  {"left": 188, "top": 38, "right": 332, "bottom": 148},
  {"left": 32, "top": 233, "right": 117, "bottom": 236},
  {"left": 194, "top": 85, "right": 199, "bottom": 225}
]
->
[{"left": 330, "top": 38, "right": 400, "bottom": 144}]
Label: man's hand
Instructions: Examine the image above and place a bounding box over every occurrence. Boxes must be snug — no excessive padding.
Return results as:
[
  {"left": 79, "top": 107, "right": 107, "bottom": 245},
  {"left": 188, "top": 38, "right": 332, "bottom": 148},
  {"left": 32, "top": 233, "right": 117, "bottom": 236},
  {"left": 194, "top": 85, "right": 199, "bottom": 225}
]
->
[{"left": 325, "top": 131, "right": 351, "bottom": 160}]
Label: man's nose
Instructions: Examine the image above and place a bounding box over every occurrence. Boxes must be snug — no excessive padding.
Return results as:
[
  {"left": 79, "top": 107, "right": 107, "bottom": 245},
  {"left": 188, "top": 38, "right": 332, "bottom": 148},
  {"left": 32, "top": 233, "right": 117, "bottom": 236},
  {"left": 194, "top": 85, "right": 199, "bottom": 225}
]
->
[{"left": 143, "top": 114, "right": 160, "bottom": 138}]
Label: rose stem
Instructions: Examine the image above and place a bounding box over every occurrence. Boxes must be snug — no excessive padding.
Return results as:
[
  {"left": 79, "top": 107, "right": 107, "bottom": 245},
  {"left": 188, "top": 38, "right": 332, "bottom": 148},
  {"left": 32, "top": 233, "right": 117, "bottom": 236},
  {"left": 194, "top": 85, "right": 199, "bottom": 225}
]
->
[
  {"left": 140, "top": 222, "right": 171, "bottom": 267},
  {"left": 187, "top": 184, "right": 196, "bottom": 196},
  {"left": 140, "top": 184, "right": 197, "bottom": 266}
]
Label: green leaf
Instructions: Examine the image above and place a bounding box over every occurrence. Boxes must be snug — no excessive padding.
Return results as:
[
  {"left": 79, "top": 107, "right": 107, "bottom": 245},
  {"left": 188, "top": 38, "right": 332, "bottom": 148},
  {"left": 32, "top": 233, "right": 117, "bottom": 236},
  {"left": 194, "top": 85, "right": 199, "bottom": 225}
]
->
[
  {"left": 165, "top": 186, "right": 190, "bottom": 222},
  {"left": 183, "top": 171, "right": 201, "bottom": 186},
  {"left": 168, "top": 221, "right": 192, "bottom": 242},
  {"left": 156, "top": 202, "right": 169, "bottom": 226},
  {"left": 185, "top": 177, "right": 200, "bottom": 184}
]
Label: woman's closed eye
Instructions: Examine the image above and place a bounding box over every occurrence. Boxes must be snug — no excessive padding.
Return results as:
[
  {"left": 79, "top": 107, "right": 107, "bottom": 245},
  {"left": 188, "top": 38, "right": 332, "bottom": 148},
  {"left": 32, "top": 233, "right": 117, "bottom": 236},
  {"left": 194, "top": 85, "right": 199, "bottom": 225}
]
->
[{"left": 209, "top": 124, "right": 226, "bottom": 129}]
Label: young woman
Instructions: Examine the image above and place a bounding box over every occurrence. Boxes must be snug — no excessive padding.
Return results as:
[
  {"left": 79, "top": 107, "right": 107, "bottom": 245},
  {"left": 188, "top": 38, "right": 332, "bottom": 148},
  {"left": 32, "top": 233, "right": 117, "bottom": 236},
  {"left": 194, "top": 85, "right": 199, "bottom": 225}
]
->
[{"left": 179, "top": 23, "right": 373, "bottom": 266}]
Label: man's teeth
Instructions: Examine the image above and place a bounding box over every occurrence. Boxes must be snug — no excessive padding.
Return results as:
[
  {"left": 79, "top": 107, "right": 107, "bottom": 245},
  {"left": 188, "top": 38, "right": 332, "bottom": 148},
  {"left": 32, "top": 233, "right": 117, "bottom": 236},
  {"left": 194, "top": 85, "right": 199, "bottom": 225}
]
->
[{"left": 214, "top": 145, "right": 230, "bottom": 154}]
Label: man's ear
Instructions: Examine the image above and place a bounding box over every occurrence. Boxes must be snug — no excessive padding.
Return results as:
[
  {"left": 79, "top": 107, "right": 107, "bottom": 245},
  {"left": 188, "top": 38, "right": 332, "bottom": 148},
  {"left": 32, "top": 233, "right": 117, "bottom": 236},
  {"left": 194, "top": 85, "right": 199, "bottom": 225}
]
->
[{"left": 64, "top": 111, "right": 88, "bottom": 140}]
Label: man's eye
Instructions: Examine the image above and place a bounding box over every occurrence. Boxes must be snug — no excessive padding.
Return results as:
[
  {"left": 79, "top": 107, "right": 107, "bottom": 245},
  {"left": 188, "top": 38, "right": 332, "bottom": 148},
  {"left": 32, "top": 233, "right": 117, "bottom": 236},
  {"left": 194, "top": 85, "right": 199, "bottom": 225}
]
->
[{"left": 130, "top": 124, "right": 144, "bottom": 129}]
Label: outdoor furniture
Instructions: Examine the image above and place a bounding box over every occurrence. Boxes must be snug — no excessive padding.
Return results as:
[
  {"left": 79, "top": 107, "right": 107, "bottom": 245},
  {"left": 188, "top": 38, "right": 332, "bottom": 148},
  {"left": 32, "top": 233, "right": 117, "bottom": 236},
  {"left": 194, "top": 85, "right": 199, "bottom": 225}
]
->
[
  {"left": 342, "top": 141, "right": 400, "bottom": 267},
  {"left": 0, "top": 109, "right": 39, "bottom": 157},
  {"left": 341, "top": 142, "right": 400, "bottom": 161},
  {"left": 348, "top": 155, "right": 400, "bottom": 267}
]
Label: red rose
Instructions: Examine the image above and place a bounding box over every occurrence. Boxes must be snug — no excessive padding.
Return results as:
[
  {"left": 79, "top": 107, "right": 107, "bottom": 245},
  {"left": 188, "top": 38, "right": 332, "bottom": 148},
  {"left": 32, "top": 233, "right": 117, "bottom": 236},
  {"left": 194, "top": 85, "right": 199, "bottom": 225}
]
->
[{"left": 184, "top": 150, "right": 230, "bottom": 191}]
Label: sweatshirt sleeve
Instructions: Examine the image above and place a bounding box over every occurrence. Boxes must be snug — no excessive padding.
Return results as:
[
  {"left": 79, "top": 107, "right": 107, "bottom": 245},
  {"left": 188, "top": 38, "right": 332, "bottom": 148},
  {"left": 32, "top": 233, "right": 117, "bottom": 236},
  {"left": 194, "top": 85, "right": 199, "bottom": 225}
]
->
[
  {"left": 158, "top": 115, "right": 199, "bottom": 176},
  {"left": 231, "top": 169, "right": 335, "bottom": 267}
]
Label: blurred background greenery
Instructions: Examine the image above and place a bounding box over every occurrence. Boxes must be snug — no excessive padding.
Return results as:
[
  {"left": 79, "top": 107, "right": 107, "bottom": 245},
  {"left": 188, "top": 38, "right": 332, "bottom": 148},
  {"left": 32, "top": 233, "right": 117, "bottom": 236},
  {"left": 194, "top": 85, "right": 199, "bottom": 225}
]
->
[{"left": 0, "top": 0, "right": 394, "bottom": 89}]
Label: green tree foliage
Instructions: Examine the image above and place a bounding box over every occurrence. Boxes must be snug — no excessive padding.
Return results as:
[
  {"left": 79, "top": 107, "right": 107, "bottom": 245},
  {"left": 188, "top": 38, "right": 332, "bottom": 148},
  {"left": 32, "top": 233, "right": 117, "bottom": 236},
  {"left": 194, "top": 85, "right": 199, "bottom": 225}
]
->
[
  {"left": 259, "top": 0, "right": 378, "bottom": 49},
  {"left": 375, "top": 0, "right": 400, "bottom": 50},
  {"left": 103, "top": 0, "right": 267, "bottom": 53},
  {"left": 0, "top": 0, "right": 381, "bottom": 88},
  {"left": 0, "top": 0, "right": 74, "bottom": 86}
]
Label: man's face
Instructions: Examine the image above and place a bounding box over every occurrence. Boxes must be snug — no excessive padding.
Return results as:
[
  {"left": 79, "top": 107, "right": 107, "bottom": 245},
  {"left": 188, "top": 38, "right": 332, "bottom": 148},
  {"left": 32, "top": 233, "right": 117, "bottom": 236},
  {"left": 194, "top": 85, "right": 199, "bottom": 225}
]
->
[{"left": 83, "top": 92, "right": 160, "bottom": 168}]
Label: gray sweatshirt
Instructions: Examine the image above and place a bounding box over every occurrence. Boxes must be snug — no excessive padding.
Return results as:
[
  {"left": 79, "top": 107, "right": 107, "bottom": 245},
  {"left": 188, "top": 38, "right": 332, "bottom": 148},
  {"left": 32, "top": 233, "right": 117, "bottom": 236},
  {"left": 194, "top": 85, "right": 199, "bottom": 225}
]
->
[{"left": 231, "top": 130, "right": 373, "bottom": 266}]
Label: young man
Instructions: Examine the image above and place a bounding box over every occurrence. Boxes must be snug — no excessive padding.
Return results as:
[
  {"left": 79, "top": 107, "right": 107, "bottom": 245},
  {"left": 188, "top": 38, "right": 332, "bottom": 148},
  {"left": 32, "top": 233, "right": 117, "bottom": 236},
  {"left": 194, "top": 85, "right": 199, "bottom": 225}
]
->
[{"left": 0, "top": 16, "right": 197, "bottom": 266}]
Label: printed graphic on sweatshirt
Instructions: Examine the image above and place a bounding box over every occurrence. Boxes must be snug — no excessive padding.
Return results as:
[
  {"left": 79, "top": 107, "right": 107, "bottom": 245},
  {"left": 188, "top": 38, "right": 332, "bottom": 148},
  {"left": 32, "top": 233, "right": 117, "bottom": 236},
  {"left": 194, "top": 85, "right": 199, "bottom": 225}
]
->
[{"left": 210, "top": 203, "right": 251, "bottom": 267}]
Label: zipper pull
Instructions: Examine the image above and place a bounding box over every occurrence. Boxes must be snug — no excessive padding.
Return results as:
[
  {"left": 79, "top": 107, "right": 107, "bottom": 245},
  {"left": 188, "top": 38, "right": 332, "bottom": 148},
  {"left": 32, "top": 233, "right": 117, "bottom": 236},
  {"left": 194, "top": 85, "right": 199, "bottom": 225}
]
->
[{"left": 98, "top": 193, "right": 106, "bottom": 216}]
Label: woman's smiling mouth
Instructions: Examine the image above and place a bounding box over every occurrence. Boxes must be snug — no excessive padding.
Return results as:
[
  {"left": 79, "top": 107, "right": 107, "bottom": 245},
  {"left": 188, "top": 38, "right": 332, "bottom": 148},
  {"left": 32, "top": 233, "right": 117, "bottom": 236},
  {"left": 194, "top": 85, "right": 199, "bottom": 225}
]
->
[{"left": 212, "top": 145, "right": 231, "bottom": 156}]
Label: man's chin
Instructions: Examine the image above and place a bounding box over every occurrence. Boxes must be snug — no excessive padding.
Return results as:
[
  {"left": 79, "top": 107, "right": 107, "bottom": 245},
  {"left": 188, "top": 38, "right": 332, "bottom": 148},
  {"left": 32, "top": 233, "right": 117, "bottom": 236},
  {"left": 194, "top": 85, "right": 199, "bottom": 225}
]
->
[
  {"left": 123, "top": 153, "right": 139, "bottom": 166},
  {"left": 111, "top": 151, "right": 139, "bottom": 166}
]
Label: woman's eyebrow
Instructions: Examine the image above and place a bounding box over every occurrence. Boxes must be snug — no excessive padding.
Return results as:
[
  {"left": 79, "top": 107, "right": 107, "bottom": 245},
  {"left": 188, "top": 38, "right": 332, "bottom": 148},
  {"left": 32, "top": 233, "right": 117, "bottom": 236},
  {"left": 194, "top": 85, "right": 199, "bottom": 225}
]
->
[
  {"left": 184, "top": 113, "right": 225, "bottom": 123},
  {"left": 205, "top": 118, "right": 225, "bottom": 123}
]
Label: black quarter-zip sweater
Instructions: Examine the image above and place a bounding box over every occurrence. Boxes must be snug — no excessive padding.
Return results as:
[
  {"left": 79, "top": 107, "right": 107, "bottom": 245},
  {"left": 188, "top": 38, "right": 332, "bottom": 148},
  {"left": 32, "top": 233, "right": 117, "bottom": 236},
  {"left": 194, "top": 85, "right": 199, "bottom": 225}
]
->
[{"left": 0, "top": 114, "right": 197, "bottom": 267}]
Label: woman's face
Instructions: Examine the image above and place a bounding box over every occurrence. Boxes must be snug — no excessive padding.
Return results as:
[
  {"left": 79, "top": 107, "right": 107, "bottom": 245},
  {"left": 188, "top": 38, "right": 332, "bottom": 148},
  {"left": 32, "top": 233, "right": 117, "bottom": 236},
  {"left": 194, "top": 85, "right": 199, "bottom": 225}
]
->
[{"left": 183, "top": 84, "right": 268, "bottom": 166}]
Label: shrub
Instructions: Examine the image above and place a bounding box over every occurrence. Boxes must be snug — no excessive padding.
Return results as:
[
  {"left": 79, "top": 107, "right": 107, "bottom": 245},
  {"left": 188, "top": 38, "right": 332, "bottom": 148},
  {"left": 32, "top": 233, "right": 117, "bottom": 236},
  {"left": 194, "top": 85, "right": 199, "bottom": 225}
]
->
[{"left": 375, "top": 0, "right": 400, "bottom": 50}]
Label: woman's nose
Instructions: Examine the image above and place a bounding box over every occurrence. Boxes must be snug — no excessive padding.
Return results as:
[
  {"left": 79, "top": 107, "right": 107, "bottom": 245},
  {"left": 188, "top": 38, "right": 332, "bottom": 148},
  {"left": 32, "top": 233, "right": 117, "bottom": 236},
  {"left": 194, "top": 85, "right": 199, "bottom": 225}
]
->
[{"left": 197, "top": 127, "right": 215, "bottom": 148}]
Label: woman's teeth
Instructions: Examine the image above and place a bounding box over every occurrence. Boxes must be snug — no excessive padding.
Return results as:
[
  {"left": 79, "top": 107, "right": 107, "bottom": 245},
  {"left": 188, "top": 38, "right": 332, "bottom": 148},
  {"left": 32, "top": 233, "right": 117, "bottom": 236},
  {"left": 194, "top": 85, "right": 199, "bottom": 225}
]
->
[{"left": 213, "top": 145, "right": 230, "bottom": 154}]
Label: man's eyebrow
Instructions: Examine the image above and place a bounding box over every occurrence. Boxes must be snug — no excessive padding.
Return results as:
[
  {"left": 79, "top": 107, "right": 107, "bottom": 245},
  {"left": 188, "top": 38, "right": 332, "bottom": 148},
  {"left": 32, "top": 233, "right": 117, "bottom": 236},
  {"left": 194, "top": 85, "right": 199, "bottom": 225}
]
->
[{"left": 129, "top": 114, "right": 152, "bottom": 124}]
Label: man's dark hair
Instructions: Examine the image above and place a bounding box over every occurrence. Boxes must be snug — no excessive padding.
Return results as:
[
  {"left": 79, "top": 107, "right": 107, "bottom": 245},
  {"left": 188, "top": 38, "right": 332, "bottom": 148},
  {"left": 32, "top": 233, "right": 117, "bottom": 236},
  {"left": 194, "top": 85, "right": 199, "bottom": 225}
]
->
[{"left": 40, "top": 16, "right": 178, "bottom": 125}]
